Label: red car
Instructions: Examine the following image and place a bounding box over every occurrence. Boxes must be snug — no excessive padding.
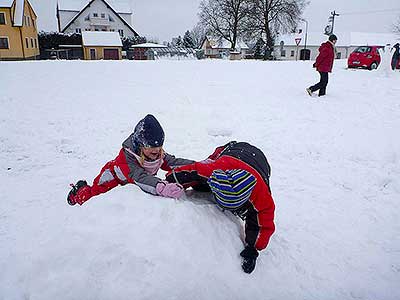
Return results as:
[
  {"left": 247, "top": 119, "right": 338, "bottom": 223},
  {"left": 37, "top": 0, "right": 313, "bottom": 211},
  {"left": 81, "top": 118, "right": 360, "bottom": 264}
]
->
[{"left": 347, "top": 45, "right": 384, "bottom": 70}]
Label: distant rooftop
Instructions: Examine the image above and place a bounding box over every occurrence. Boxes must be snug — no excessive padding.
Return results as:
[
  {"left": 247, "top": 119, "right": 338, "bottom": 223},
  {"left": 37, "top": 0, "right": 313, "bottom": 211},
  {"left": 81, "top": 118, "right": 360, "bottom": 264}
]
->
[
  {"left": 57, "top": 0, "right": 132, "bottom": 14},
  {"left": 82, "top": 31, "right": 122, "bottom": 47}
]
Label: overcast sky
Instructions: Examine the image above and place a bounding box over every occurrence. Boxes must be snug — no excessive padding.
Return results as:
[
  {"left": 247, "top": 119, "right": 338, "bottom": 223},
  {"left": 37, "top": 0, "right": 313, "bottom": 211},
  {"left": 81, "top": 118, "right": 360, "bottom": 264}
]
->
[{"left": 31, "top": 0, "right": 400, "bottom": 42}]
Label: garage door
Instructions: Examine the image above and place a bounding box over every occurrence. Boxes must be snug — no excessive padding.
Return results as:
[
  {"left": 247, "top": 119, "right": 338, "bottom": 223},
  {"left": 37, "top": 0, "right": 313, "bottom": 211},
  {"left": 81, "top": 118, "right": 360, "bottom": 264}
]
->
[{"left": 103, "top": 49, "right": 119, "bottom": 60}]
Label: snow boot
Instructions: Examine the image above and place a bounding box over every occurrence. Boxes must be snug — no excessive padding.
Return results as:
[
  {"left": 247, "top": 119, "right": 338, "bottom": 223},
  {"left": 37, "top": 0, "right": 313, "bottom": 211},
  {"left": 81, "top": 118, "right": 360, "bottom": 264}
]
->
[
  {"left": 67, "top": 180, "right": 92, "bottom": 206},
  {"left": 306, "top": 87, "right": 313, "bottom": 96}
]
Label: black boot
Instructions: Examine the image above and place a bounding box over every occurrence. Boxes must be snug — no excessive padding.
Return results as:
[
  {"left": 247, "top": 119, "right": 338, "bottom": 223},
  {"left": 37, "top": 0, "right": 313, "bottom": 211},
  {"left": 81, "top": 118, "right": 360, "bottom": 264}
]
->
[{"left": 67, "top": 180, "right": 88, "bottom": 206}]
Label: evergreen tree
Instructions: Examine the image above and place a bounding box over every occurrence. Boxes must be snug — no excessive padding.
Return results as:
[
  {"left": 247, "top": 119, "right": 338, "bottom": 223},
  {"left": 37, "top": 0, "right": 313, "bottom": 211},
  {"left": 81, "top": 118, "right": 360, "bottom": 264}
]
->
[{"left": 183, "top": 30, "right": 196, "bottom": 48}]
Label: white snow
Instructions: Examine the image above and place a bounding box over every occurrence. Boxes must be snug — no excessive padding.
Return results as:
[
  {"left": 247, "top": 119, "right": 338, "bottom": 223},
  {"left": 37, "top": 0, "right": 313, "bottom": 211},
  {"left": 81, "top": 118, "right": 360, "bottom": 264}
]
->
[
  {"left": 82, "top": 31, "right": 122, "bottom": 47},
  {"left": 130, "top": 42, "right": 167, "bottom": 48},
  {"left": 0, "top": 58, "right": 399, "bottom": 300},
  {"left": 0, "top": 0, "right": 13, "bottom": 7}
]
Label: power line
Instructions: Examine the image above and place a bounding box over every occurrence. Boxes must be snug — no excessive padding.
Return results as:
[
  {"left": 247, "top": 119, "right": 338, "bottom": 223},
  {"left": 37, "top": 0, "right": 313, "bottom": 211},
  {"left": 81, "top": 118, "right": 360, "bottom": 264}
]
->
[{"left": 340, "top": 8, "right": 400, "bottom": 16}]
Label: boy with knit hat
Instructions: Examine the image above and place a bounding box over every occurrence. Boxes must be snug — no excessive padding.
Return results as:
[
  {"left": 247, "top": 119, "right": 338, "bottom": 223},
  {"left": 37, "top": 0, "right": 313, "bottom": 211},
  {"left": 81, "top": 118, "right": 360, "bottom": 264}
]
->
[
  {"left": 67, "top": 114, "right": 194, "bottom": 206},
  {"left": 165, "top": 141, "right": 275, "bottom": 274}
]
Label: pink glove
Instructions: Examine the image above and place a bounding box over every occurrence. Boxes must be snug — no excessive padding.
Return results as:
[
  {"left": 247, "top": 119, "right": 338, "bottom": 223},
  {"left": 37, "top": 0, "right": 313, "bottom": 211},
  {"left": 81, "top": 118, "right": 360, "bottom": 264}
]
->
[{"left": 156, "top": 181, "right": 184, "bottom": 199}]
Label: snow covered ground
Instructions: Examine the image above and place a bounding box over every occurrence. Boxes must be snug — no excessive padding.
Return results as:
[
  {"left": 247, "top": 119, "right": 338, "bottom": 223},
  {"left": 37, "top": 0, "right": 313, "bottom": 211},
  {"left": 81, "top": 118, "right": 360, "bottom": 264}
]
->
[{"left": 1, "top": 58, "right": 399, "bottom": 300}]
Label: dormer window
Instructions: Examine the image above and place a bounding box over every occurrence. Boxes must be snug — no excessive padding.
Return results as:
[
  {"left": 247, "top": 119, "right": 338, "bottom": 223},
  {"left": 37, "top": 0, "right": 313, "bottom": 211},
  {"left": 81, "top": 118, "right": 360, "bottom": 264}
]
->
[{"left": 93, "top": 13, "right": 98, "bottom": 17}]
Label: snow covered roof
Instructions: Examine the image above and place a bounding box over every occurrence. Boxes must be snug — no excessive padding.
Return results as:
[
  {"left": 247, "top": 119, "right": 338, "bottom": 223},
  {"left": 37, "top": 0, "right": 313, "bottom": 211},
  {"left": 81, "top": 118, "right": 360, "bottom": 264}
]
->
[
  {"left": 275, "top": 32, "right": 399, "bottom": 47},
  {"left": 13, "top": 0, "right": 24, "bottom": 26},
  {"left": 58, "top": 0, "right": 131, "bottom": 13},
  {"left": 131, "top": 43, "right": 167, "bottom": 48},
  {"left": 0, "top": 0, "right": 13, "bottom": 7},
  {"left": 82, "top": 31, "right": 122, "bottom": 46},
  {"left": 0, "top": 0, "right": 31, "bottom": 27}
]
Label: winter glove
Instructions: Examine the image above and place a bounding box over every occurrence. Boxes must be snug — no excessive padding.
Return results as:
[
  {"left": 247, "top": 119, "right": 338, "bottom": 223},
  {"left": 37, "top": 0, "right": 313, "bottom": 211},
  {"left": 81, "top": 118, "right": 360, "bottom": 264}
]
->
[
  {"left": 312, "top": 62, "right": 317, "bottom": 68},
  {"left": 156, "top": 181, "right": 184, "bottom": 199},
  {"left": 240, "top": 246, "right": 259, "bottom": 274}
]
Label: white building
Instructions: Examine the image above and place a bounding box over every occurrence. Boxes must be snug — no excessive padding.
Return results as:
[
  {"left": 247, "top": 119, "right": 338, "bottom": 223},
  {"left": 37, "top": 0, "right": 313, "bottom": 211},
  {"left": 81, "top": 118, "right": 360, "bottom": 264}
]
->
[
  {"left": 274, "top": 32, "right": 398, "bottom": 61},
  {"left": 201, "top": 36, "right": 250, "bottom": 59},
  {"left": 57, "top": 0, "right": 138, "bottom": 38}
]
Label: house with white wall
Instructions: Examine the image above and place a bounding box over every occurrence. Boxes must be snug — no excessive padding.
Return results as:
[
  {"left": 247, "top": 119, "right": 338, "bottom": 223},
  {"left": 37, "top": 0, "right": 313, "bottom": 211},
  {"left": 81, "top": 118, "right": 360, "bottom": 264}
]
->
[
  {"left": 201, "top": 36, "right": 250, "bottom": 59},
  {"left": 57, "top": 0, "right": 138, "bottom": 38},
  {"left": 274, "top": 32, "right": 398, "bottom": 61}
]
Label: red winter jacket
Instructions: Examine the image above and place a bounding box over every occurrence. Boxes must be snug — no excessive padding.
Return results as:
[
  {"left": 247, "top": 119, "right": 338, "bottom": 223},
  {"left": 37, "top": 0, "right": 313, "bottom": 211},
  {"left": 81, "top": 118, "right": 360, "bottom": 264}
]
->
[
  {"left": 166, "top": 142, "right": 275, "bottom": 251},
  {"left": 314, "top": 41, "right": 335, "bottom": 72}
]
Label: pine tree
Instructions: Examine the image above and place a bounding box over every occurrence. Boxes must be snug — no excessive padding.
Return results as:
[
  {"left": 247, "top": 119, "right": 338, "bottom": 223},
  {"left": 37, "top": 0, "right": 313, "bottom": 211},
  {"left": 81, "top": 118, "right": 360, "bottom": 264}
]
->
[{"left": 183, "top": 30, "right": 196, "bottom": 48}]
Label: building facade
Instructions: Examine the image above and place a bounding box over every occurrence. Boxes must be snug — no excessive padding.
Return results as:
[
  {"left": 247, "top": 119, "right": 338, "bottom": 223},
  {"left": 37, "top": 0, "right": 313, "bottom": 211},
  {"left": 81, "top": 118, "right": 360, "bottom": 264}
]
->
[
  {"left": 274, "top": 32, "right": 399, "bottom": 61},
  {"left": 82, "top": 31, "right": 122, "bottom": 60},
  {"left": 0, "top": 0, "right": 39, "bottom": 60},
  {"left": 201, "top": 36, "right": 250, "bottom": 59},
  {"left": 57, "top": 0, "right": 138, "bottom": 38}
]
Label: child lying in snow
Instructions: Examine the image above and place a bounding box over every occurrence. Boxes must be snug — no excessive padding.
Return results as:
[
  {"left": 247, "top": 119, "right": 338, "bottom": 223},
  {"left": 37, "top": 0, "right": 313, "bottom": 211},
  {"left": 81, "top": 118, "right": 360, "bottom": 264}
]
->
[{"left": 67, "top": 114, "right": 194, "bottom": 205}]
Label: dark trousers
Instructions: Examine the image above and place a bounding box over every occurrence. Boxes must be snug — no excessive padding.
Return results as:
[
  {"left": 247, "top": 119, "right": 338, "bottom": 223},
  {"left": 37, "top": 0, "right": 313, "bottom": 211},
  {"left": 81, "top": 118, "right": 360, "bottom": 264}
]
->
[{"left": 310, "top": 72, "right": 329, "bottom": 96}]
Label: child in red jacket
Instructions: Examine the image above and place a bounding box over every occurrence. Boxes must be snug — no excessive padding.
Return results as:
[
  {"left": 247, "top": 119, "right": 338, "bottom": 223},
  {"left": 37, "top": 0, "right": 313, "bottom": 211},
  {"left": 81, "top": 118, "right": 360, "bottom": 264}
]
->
[
  {"left": 306, "top": 34, "right": 337, "bottom": 97},
  {"left": 67, "top": 114, "right": 194, "bottom": 206},
  {"left": 166, "top": 141, "right": 275, "bottom": 274}
]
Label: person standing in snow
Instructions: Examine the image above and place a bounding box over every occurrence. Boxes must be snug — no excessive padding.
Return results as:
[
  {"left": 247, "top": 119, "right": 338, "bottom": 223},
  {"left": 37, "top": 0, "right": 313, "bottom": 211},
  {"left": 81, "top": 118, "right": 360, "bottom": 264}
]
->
[
  {"left": 391, "top": 43, "right": 400, "bottom": 71},
  {"left": 67, "top": 114, "right": 194, "bottom": 206},
  {"left": 165, "top": 141, "right": 275, "bottom": 274},
  {"left": 306, "top": 34, "right": 337, "bottom": 97}
]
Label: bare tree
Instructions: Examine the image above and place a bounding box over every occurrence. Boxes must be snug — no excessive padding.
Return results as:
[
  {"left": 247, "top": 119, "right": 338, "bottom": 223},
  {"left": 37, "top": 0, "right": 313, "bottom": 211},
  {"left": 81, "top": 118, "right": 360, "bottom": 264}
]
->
[
  {"left": 394, "top": 15, "right": 400, "bottom": 36},
  {"left": 245, "top": 0, "right": 308, "bottom": 59},
  {"left": 190, "top": 23, "right": 207, "bottom": 49},
  {"left": 199, "top": 0, "right": 249, "bottom": 49}
]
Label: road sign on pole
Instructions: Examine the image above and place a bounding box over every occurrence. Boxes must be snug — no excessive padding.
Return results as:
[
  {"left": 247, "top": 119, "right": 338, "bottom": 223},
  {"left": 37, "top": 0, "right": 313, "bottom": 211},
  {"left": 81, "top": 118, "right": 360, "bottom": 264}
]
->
[{"left": 295, "top": 38, "right": 302, "bottom": 46}]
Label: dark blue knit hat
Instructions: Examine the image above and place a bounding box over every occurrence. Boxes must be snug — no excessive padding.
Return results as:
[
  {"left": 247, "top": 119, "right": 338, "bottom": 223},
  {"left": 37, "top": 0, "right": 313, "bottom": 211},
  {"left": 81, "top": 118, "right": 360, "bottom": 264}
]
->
[
  {"left": 207, "top": 169, "right": 257, "bottom": 210},
  {"left": 132, "top": 114, "right": 165, "bottom": 154}
]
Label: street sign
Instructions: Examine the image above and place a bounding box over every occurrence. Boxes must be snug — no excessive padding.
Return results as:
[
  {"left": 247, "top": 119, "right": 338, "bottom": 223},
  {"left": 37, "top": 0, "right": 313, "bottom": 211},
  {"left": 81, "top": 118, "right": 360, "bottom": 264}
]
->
[{"left": 295, "top": 38, "right": 302, "bottom": 46}]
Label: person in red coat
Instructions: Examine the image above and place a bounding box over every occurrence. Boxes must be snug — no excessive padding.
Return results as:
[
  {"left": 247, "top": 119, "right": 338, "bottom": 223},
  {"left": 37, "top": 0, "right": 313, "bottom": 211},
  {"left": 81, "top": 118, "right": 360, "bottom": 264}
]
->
[
  {"left": 307, "top": 34, "right": 337, "bottom": 97},
  {"left": 165, "top": 141, "right": 275, "bottom": 274}
]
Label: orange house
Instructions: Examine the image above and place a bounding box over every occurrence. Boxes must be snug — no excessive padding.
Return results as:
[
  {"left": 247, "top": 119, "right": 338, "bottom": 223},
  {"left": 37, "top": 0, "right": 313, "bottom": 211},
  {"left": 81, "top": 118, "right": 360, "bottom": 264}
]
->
[{"left": 0, "top": 0, "right": 39, "bottom": 60}]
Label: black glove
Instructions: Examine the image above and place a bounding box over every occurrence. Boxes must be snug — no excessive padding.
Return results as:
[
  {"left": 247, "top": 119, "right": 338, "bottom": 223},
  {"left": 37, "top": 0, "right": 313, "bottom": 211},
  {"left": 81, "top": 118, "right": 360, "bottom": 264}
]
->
[{"left": 240, "top": 246, "right": 259, "bottom": 274}]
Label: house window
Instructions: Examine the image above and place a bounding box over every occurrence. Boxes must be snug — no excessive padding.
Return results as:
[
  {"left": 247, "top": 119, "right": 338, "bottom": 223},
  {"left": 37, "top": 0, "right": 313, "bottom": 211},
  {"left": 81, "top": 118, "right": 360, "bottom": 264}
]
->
[
  {"left": 336, "top": 52, "right": 341, "bottom": 59},
  {"left": 93, "top": 13, "right": 98, "bottom": 17},
  {"left": 281, "top": 50, "right": 286, "bottom": 57},
  {"left": 25, "top": 37, "right": 29, "bottom": 48},
  {"left": 290, "top": 50, "right": 295, "bottom": 57},
  {"left": 76, "top": 28, "right": 81, "bottom": 33},
  {"left": 84, "top": 15, "right": 90, "bottom": 21},
  {"left": 108, "top": 15, "right": 114, "bottom": 22},
  {"left": 34, "top": 38, "right": 37, "bottom": 48},
  {"left": 0, "top": 37, "right": 9, "bottom": 49},
  {"left": 94, "top": 28, "right": 99, "bottom": 31},
  {"left": 27, "top": 16, "right": 31, "bottom": 26},
  {"left": 0, "top": 12, "right": 6, "bottom": 25},
  {"left": 31, "top": 38, "right": 34, "bottom": 48},
  {"left": 101, "top": 13, "right": 105, "bottom": 18},
  {"left": 118, "top": 29, "right": 124, "bottom": 37}
]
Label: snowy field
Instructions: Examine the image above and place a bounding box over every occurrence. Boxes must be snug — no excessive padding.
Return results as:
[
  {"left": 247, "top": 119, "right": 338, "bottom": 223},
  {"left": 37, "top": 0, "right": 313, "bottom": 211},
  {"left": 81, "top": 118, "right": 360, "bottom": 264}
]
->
[{"left": 1, "top": 58, "right": 399, "bottom": 300}]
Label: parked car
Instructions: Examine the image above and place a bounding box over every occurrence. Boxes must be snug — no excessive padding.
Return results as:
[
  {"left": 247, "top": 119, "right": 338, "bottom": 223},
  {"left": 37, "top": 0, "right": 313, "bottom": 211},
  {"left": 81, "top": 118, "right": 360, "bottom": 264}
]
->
[{"left": 347, "top": 46, "right": 384, "bottom": 70}]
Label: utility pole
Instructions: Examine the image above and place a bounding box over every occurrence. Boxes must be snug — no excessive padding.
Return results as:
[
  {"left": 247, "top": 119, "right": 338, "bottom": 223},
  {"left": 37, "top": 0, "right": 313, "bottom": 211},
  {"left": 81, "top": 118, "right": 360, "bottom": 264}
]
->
[{"left": 330, "top": 10, "right": 340, "bottom": 33}]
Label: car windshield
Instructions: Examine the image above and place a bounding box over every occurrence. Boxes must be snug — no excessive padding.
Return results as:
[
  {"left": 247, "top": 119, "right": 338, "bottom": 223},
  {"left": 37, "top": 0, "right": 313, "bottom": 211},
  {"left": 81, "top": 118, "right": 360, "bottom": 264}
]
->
[{"left": 354, "top": 46, "right": 372, "bottom": 53}]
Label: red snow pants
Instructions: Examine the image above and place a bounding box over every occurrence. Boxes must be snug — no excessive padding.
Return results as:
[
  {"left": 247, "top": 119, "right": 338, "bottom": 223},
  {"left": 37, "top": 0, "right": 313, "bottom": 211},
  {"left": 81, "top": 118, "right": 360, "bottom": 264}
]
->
[{"left": 89, "top": 148, "right": 134, "bottom": 198}]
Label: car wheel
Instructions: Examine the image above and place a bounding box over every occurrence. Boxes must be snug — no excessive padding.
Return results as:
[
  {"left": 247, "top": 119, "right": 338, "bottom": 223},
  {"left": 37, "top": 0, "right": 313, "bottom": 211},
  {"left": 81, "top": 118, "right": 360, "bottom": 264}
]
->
[{"left": 369, "top": 62, "right": 378, "bottom": 70}]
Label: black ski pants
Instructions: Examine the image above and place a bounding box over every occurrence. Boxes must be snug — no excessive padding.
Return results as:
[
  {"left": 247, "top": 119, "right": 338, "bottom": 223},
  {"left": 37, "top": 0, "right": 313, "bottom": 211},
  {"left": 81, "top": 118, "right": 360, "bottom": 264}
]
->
[{"left": 310, "top": 71, "right": 329, "bottom": 96}]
